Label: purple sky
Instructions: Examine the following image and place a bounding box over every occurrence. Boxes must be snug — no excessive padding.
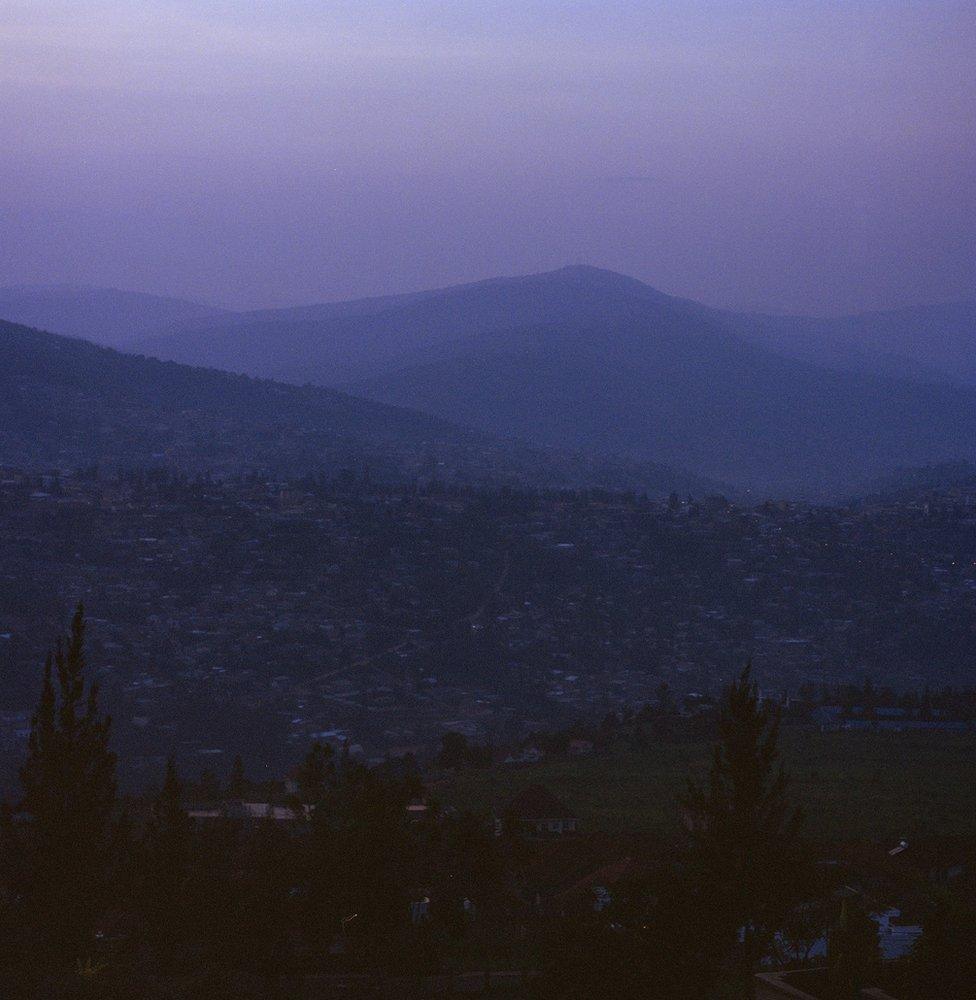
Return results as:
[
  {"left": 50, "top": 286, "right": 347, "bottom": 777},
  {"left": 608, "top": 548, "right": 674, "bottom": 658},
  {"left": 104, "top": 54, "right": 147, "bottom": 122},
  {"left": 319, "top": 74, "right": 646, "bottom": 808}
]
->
[{"left": 1, "top": 1, "right": 974, "bottom": 314}]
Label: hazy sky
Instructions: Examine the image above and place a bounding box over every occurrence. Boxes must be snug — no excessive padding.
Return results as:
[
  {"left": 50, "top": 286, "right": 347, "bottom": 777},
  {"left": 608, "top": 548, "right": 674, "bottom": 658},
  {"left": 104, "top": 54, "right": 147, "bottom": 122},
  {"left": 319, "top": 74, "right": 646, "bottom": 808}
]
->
[{"left": 1, "top": 1, "right": 974, "bottom": 313}]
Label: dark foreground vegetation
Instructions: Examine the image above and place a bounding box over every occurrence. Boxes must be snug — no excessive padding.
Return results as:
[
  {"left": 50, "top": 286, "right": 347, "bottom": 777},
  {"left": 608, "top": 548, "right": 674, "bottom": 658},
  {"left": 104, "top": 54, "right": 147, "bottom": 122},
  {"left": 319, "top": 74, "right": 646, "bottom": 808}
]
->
[
  {"left": 2, "top": 610, "right": 974, "bottom": 998},
  {"left": 438, "top": 727, "right": 976, "bottom": 841}
]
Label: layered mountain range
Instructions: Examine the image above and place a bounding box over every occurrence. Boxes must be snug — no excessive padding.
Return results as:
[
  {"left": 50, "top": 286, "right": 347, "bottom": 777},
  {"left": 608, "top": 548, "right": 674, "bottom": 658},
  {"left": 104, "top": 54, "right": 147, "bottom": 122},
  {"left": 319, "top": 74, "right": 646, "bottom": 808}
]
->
[
  {"left": 0, "top": 318, "right": 712, "bottom": 495},
  {"left": 4, "top": 267, "right": 976, "bottom": 496},
  {"left": 0, "top": 285, "right": 226, "bottom": 352}
]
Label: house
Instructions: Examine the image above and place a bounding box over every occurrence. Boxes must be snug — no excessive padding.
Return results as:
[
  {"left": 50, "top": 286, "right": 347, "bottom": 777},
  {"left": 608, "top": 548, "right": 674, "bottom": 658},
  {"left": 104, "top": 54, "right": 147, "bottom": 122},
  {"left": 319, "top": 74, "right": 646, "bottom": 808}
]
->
[
  {"left": 186, "top": 800, "right": 308, "bottom": 823},
  {"left": 505, "top": 785, "right": 579, "bottom": 837},
  {"left": 553, "top": 857, "right": 635, "bottom": 914},
  {"left": 405, "top": 797, "right": 429, "bottom": 822}
]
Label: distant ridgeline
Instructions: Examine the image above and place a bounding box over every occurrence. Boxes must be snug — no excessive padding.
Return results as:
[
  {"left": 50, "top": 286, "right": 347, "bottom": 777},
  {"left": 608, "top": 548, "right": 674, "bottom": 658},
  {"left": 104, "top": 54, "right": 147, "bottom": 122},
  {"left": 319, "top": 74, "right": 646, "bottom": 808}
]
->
[
  {"left": 0, "top": 318, "right": 716, "bottom": 496},
  {"left": 5, "top": 271, "right": 976, "bottom": 497}
]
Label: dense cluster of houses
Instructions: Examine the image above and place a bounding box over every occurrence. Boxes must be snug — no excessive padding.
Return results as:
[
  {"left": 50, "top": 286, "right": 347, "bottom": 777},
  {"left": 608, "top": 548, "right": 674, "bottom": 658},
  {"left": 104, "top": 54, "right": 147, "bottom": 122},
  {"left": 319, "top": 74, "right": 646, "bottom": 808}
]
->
[{"left": 3, "top": 469, "right": 976, "bottom": 794}]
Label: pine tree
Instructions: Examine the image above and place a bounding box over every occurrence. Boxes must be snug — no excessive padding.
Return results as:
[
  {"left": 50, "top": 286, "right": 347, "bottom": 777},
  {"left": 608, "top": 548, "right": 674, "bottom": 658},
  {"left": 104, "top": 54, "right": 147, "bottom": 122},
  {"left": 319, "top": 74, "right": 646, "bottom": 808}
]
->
[
  {"left": 16, "top": 605, "right": 118, "bottom": 967},
  {"left": 142, "top": 757, "right": 192, "bottom": 959},
  {"left": 296, "top": 741, "right": 334, "bottom": 802},
  {"left": 228, "top": 754, "right": 248, "bottom": 799},
  {"left": 680, "top": 664, "right": 804, "bottom": 994},
  {"left": 148, "top": 757, "right": 191, "bottom": 890},
  {"left": 827, "top": 898, "right": 880, "bottom": 998}
]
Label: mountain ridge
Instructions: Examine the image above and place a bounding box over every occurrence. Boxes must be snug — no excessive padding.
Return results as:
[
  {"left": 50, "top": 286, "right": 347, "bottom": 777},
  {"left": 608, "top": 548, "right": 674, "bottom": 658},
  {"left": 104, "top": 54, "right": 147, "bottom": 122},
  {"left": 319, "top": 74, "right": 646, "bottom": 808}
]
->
[
  {"left": 0, "top": 318, "right": 718, "bottom": 496},
  {"left": 0, "top": 285, "right": 228, "bottom": 351},
  {"left": 7, "top": 268, "right": 976, "bottom": 496},
  {"left": 349, "top": 316, "right": 976, "bottom": 496}
]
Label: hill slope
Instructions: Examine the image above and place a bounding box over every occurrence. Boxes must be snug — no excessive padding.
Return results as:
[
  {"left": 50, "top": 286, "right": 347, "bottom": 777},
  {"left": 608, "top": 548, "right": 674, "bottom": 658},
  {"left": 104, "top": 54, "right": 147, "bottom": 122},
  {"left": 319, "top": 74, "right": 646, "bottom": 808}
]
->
[
  {"left": 353, "top": 319, "right": 976, "bottom": 496},
  {"left": 0, "top": 319, "right": 713, "bottom": 494},
  {"left": 133, "top": 267, "right": 976, "bottom": 495},
  {"left": 728, "top": 301, "right": 976, "bottom": 385},
  {"left": 135, "top": 266, "right": 686, "bottom": 383},
  {"left": 0, "top": 285, "right": 226, "bottom": 351},
  {"left": 137, "top": 266, "right": 976, "bottom": 388}
]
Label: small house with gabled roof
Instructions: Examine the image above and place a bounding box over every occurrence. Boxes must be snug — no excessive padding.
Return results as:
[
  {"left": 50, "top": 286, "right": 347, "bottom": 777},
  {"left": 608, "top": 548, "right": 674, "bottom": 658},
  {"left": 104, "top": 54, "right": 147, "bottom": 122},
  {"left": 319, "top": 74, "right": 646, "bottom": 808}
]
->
[{"left": 505, "top": 784, "right": 578, "bottom": 836}]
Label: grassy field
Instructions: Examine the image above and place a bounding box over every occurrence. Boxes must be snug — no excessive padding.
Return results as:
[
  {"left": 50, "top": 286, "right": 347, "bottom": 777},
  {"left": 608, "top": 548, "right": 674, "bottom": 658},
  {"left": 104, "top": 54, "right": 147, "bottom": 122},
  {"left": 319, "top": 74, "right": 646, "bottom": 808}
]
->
[{"left": 434, "top": 730, "right": 976, "bottom": 841}]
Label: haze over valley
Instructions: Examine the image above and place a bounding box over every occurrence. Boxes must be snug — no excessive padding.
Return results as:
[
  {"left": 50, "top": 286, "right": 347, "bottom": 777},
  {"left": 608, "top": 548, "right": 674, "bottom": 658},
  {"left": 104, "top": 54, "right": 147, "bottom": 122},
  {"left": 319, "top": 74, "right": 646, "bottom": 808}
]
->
[
  {"left": 3, "top": 4, "right": 976, "bottom": 996},
  {"left": 6, "top": 267, "right": 976, "bottom": 496}
]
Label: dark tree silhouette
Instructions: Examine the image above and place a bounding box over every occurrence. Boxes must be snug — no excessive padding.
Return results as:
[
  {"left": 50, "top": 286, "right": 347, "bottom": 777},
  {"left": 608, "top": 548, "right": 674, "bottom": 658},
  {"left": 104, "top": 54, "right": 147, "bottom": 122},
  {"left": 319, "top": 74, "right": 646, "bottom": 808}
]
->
[
  {"left": 903, "top": 895, "right": 976, "bottom": 1000},
  {"left": 438, "top": 731, "right": 471, "bottom": 769},
  {"left": 14, "top": 605, "right": 118, "bottom": 967},
  {"left": 295, "top": 741, "right": 334, "bottom": 802},
  {"left": 305, "top": 763, "right": 414, "bottom": 969},
  {"left": 141, "top": 756, "right": 192, "bottom": 959},
  {"left": 680, "top": 664, "right": 804, "bottom": 995},
  {"left": 827, "top": 897, "right": 880, "bottom": 998},
  {"left": 228, "top": 754, "right": 248, "bottom": 798}
]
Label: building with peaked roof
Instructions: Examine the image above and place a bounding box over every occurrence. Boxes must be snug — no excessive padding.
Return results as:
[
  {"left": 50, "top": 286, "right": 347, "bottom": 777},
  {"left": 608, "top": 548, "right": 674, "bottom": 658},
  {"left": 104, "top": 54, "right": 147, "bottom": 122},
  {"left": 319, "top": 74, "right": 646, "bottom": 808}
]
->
[
  {"left": 505, "top": 784, "right": 578, "bottom": 837},
  {"left": 186, "top": 800, "right": 308, "bottom": 823}
]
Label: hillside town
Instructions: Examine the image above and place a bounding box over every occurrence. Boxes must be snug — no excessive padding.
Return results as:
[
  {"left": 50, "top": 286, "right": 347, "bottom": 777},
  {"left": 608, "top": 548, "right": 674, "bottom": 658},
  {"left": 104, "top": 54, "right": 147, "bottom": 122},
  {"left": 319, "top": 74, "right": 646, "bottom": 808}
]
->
[{"left": 2, "top": 467, "right": 976, "bottom": 791}]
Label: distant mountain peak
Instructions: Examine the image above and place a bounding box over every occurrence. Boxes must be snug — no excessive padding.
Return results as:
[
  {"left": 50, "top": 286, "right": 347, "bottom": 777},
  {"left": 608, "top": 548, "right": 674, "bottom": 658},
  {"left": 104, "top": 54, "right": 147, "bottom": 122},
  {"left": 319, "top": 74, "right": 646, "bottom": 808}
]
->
[
  {"left": 549, "top": 263, "right": 642, "bottom": 280},
  {"left": 474, "top": 263, "right": 673, "bottom": 298}
]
